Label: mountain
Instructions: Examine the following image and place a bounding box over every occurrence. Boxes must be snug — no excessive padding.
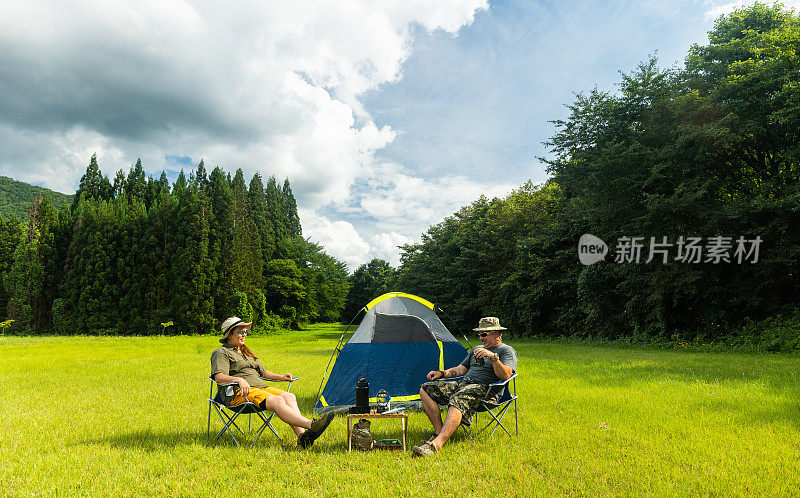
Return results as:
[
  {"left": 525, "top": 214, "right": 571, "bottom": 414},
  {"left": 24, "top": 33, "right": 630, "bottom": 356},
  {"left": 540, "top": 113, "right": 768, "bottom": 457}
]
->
[{"left": 0, "top": 176, "right": 74, "bottom": 221}]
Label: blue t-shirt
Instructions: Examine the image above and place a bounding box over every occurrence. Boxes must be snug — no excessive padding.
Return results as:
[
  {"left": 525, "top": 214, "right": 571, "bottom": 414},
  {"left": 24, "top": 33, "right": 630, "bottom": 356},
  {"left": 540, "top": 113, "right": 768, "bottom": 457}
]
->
[{"left": 460, "top": 343, "right": 517, "bottom": 385}]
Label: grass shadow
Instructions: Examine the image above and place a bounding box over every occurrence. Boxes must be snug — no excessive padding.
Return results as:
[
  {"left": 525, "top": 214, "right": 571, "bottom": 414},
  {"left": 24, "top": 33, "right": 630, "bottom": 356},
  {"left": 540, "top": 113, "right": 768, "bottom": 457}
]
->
[
  {"left": 81, "top": 429, "right": 204, "bottom": 451},
  {"left": 80, "top": 428, "right": 291, "bottom": 451}
]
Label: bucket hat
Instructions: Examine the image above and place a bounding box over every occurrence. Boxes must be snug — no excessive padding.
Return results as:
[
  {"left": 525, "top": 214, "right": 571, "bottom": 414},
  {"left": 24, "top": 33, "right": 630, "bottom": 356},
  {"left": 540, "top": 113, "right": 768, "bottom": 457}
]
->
[
  {"left": 472, "top": 316, "right": 507, "bottom": 331},
  {"left": 219, "top": 316, "right": 252, "bottom": 343}
]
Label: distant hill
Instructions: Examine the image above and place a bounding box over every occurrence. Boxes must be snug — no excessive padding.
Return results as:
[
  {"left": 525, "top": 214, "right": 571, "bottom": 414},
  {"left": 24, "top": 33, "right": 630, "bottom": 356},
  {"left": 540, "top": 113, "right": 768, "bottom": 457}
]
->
[{"left": 0, "top": 176, "right": 74, "bottom": 222}]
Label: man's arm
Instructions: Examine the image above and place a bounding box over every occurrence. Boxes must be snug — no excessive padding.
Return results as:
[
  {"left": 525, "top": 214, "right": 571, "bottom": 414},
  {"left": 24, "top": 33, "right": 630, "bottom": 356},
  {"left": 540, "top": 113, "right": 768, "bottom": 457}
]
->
[
  {"left": 489, "top": 356, "right": 513, "bottom": 381},
  {"left": 473, "top": 347, "right": 513, "bottom": 381},
  {"left": 426, "top": 364, "right": 468, "bottom": 381}
]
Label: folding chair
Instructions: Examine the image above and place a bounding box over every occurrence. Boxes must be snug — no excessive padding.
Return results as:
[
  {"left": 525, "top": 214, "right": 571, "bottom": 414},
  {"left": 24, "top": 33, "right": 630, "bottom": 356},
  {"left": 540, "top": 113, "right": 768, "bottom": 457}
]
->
[
  {"left": 459, "top": 373, "right": 519, "bottom": 440},
  {"left": 206, "top": 376, "right": 299, "bottom": 447}
]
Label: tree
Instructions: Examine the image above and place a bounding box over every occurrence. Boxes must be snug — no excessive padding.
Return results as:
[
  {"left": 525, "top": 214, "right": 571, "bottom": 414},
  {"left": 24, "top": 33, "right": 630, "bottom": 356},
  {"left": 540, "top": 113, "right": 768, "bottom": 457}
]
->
[{"left": 343, "top": 259, "right": 395, "bottom": 320}]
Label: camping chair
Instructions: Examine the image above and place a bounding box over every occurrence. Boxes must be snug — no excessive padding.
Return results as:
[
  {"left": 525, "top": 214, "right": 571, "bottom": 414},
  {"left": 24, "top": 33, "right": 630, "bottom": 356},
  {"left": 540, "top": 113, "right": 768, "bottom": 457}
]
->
[
  {"left": 439, "top": 373, "right": 518, "bottom": 440},
  {"left": 206, "top": 376, "right": 299, "bottom": 447}
]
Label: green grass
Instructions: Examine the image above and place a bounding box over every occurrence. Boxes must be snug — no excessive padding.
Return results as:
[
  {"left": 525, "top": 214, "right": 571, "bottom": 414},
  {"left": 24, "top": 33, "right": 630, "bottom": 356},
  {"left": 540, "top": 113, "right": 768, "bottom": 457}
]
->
[{"left": 1, "top": 324, "right": 799, "bottom": 496}]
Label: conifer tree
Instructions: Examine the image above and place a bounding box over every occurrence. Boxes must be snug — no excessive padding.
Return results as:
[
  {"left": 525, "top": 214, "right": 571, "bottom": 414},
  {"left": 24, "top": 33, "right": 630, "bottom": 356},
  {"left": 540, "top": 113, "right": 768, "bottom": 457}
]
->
[{"left": 248, "top": 173, "right": 276, "bottom": 265}]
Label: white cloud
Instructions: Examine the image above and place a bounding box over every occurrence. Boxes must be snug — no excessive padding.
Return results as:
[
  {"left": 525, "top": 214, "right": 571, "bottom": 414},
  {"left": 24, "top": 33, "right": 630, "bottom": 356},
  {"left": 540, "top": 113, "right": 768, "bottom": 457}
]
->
[
  {"left": 356, "top": 162, "right": 516, "bottom": 234},
  {"left": 301, "top": 161, "right": 516, "bottom": 269},
  {"left": 370, "top": 232, "right": 415, "bottom": 267},
  {"left": 704, "top": 0, "right": 800, "bottom": 20},
  {"left": 300, "top": 209, "right": 371, "bottom": 270},
  {"left": 0, "top": 0, "right": 488, "bottom": 211}
]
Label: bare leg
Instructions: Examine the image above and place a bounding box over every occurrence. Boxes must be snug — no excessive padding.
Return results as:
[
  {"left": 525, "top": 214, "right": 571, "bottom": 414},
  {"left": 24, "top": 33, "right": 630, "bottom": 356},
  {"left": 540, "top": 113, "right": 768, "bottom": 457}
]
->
[
  {"left": 263, "top": 395, "right": 312, "bottom": 432},
  {"left": 279, "top": 392, "right": 305, "bottom": 437},
  {"left": 420, "top": 386, "right": 444, "bottom": 434},
  {"left": 431, "top": 406, "right": 462, "bottom": 450}
]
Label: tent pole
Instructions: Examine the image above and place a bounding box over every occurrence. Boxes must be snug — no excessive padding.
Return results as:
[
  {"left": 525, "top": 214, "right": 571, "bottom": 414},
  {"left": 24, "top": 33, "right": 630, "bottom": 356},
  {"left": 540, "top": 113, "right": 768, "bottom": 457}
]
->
[
  {"left": 435, "top": 305, "right": 475, "bottom": 350},
  {"left": 313, "top": 307, "right": 365, "bottom": 412}
]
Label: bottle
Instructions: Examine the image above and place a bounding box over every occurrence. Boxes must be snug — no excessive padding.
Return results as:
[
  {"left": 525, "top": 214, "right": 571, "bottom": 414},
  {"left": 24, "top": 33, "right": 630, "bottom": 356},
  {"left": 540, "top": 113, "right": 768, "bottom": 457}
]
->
[{"left": 355, "top": 375, "right": 369, "bottom": 413}]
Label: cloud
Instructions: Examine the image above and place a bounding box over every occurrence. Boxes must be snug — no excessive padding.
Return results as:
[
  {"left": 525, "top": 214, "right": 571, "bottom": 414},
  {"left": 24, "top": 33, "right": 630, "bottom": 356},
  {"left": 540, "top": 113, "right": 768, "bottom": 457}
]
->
[
  {"left": 300, "top": 209, "right": 371, "bottom": 270},
  {"left": 0, "top": 0, "right": 487, "bottom": 210},
  {"left": 704, "top": 0, "right": 800, "bottom": 20},
  {"left": 301, "top": 158, "right": 515, "bottom": 269},
  {"left": 355, "top": 162, "right": 516, "bottom": 234},
  {"left": 370, "top": 232, "right": 415, "bottom": 267}
]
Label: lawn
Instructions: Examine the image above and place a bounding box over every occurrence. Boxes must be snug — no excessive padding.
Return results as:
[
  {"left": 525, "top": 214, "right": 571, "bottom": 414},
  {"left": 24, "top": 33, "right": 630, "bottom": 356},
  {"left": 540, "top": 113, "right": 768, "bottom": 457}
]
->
[{"left": 1, "top": 324, "right": 798, "bottom": 496}]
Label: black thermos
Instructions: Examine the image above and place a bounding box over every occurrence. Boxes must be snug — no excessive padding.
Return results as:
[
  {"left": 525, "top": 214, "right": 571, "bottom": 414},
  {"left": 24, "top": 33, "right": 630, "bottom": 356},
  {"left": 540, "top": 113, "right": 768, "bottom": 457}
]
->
[{"left": 355, "top": 375, "right": 369, "bottom": 410}]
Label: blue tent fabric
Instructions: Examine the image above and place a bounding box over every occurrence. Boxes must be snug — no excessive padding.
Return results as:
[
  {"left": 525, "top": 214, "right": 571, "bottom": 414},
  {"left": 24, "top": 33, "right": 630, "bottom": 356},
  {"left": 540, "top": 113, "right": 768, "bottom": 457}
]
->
[{"left": 315, "top": 293, "right": 468, "bottom": 413}]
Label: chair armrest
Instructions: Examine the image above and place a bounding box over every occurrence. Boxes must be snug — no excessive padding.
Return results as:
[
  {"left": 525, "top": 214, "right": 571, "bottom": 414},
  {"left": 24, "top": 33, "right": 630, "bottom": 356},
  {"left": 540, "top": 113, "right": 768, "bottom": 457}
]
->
[
  {"left": 260, "top": 376, "right": 300, "bottom": 382},
  {"left": 488, "top": 373, "right": 517, "bottom": 387}
]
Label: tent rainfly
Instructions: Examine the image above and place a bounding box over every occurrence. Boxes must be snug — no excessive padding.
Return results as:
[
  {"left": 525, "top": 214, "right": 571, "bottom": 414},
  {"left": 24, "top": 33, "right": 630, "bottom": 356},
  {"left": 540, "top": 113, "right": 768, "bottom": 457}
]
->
[{"left": 314, "top": 292, "right": 468, "bottom": 414}]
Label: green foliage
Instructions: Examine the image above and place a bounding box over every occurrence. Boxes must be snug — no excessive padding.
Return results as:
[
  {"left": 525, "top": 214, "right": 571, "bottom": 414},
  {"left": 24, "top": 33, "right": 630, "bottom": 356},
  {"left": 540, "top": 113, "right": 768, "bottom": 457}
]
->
[
  {"left": 343, "top": 259, "right": 395, "bottom": 319},
  {"left": 0, "top": 157, "right": 346, "bottom": 335},
  {"left": 396, "top": 4, "right": 800, "bottom": 348},
  {"left": 229, "top": 290, "right": 253, "bottom": 322},
  {"left": 0, "top": 176, "right": 73, "bottom": 221}
]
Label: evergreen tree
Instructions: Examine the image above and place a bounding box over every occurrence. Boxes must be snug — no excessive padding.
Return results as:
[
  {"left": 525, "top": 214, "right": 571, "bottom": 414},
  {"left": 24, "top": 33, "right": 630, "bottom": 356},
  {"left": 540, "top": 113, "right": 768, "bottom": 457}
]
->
[
  {"left": 248, "top": 173, "right": 276, "bottom": 265},
  {"left": 0, "top": 216, "right": 23, "bottom": 319}
]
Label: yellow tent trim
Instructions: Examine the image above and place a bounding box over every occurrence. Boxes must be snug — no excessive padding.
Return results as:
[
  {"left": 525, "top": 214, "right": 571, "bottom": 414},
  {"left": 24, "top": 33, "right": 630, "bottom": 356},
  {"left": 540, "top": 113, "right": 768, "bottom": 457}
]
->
[
  {"left": 368, "top": 394, "right": 420, "bottom": 403},
  {"left": 365, "top": 292, "right": 434, "bottom": 311},
  {"left": 323, "top": 392, "right": 422, "bottom": 406},
  {"left": 437, "top": 340, "right": 444, "bottom": 370}
]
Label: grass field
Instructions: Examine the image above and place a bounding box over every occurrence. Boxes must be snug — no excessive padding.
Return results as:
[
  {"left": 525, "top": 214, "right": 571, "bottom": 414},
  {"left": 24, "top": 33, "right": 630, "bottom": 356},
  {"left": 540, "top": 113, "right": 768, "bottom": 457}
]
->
[{"left": 1, "top": 324, "right": 799, "bottom": 496}]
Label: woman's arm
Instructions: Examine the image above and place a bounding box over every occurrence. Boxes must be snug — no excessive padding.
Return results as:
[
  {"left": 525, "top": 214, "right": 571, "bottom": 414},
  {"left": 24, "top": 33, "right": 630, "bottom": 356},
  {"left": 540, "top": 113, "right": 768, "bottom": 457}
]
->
[
  {"left": 213, "top": 372, "right": 251, "bottom": 396},
  {"left": 260, "top": 370, "right": 291, "bottom": 381}
]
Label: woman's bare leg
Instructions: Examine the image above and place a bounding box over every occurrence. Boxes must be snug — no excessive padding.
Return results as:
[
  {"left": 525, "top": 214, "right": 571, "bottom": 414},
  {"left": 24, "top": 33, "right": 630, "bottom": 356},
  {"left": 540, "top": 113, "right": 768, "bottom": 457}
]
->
[
  {"left": 278, "top": 392, "right": 305, "bottom": 436},
  {"left": 263, "top": 395, "right": 311, "bottom": 435}
]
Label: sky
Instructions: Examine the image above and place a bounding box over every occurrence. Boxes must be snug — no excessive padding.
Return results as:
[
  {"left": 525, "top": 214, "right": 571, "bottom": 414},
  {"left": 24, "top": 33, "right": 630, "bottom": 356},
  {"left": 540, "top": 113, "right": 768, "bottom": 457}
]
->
[{"left": 1, "top": 0, "right": 797, "bottom": 270}]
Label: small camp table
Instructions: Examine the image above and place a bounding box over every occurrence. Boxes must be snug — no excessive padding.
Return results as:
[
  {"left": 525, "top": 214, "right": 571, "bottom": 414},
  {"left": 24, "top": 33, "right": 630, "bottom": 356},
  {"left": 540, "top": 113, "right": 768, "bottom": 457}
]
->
[{"left": 347, "top": 411, "right": 408, "bottom": 452}]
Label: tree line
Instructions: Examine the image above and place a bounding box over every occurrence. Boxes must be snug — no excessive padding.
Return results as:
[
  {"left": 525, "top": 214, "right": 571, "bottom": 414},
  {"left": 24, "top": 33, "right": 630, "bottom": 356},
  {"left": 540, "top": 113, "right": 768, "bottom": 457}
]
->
[
  {"left": 350, "top": 4, "right": 800, "bottom": 348},
  {"left": 0, "top": 156, "right": 349, "bottom": 335}
]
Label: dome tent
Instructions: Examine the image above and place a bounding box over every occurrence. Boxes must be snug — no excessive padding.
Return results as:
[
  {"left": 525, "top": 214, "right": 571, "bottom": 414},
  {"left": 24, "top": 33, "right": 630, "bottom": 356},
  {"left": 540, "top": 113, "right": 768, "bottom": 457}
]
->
[{"left": 314, "top": 292, "right": 468, "bottom": 414}]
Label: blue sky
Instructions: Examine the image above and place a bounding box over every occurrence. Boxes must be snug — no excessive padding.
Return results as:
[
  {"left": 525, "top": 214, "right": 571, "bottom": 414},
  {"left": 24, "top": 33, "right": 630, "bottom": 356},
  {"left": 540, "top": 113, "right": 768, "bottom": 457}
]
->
[{"left": 0, "top": 0, "right": 795, "bottom": 269}]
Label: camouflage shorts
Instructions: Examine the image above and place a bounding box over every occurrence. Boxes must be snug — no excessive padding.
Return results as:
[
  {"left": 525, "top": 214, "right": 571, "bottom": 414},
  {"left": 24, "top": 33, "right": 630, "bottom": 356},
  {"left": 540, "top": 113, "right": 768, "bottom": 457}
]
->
[{"left": 421, "top": 381, "right": 489, "bottom": 423}]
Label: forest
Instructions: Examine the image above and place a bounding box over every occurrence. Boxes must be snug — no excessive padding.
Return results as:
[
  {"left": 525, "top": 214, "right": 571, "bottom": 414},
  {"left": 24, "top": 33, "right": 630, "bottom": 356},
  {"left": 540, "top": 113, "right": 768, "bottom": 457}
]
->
[
  {"left": 346, "top": 4, "right": 800, "bottom": 349},
  {"left": 2, "top": 4, "right": 798, "bottom": 349},
  {"left": 0, "top": 156, "right": 349, "bottom": 335}
]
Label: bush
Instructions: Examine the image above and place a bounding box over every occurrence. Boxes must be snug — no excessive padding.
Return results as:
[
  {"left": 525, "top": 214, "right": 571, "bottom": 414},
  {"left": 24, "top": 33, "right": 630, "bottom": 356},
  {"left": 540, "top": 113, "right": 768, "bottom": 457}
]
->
[{"left": 734, "top": 311, "right": 800, "bottom": 352}]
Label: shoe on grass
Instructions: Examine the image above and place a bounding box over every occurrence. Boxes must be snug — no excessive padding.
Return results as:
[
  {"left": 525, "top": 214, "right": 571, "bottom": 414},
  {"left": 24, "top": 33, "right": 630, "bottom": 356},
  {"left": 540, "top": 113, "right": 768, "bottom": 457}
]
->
[
  {"left": 310, "top": 412, "right": 334, "bottom": 435},
  {"left": 411, "top": 442, "right": 438, "bottom": 457},
  {"left": 296, "top": 430, "right": 314, "bottom": 449}
]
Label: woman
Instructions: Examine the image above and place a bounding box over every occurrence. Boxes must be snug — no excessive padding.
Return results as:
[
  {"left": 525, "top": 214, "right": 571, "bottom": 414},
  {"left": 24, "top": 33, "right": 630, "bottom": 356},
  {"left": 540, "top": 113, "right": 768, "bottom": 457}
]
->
[{"left": 211, "top": 316, "right": 333, "bottom": 448}]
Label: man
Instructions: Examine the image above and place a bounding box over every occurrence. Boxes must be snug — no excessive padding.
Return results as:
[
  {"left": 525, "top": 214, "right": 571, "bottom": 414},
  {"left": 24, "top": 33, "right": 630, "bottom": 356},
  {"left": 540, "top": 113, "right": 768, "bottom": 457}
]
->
[
  {"left": 211, "top": 316, "right": 334, "bottom": 449},
  {"left": 412, "top": 316, "right": 517, "bottom": 457}
]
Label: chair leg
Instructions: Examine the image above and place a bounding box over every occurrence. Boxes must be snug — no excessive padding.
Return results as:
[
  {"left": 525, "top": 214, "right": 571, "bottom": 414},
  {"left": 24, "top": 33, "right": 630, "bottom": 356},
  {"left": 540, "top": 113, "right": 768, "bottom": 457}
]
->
[
  {"left": 207, "top": 401, "right": 212, "bottom": 443},
  {"left": 484, "top": 404, "right": 513, "bottom": 437},
  {"left": 250, "top": 411, "right": 274, "bottom": 448},
  {"left": 459, "top": 423, "right": 475, "bottom": 442},
  {"left": 211, "top": 404, "right": 241, "bottom": 446}
]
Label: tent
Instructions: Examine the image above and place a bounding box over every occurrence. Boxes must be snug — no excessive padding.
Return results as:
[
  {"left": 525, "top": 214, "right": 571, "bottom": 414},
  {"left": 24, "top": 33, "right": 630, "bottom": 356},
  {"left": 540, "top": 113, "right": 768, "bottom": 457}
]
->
[{"left": 314, "top": 292, "right": 468, "bottom": 414}]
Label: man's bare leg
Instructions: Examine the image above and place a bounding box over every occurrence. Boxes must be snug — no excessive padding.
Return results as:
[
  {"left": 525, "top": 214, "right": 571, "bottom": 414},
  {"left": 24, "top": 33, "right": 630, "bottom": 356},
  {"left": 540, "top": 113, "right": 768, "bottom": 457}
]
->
[
  {"left": 431, "top": 406, "right": 462, "bottom": 450},
  {"left": 420, "top": 386, "right": 444, "bottom": 434}
]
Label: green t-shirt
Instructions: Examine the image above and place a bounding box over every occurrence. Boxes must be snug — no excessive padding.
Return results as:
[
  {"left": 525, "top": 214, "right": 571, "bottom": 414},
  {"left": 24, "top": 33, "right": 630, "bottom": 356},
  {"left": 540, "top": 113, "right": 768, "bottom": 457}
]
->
[{"left": 210, "top": 344, "right": 268, "bottom": 388}]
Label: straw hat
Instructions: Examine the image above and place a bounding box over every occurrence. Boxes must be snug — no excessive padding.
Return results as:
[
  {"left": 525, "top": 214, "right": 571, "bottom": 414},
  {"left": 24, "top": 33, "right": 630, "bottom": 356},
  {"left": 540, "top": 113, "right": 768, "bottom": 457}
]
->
[
  {"left": 473, "top": 316, "right": 507, "bottom": 331},
  {"left": 219, "top": 316, "right": 252, "bottom": 343}
]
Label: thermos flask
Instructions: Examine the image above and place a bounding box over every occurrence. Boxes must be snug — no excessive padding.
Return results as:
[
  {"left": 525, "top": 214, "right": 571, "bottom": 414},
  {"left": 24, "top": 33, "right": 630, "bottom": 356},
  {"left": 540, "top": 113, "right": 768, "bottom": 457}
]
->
[{"left": 355, "top": 374, "right": 369, "bottom": 413}]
